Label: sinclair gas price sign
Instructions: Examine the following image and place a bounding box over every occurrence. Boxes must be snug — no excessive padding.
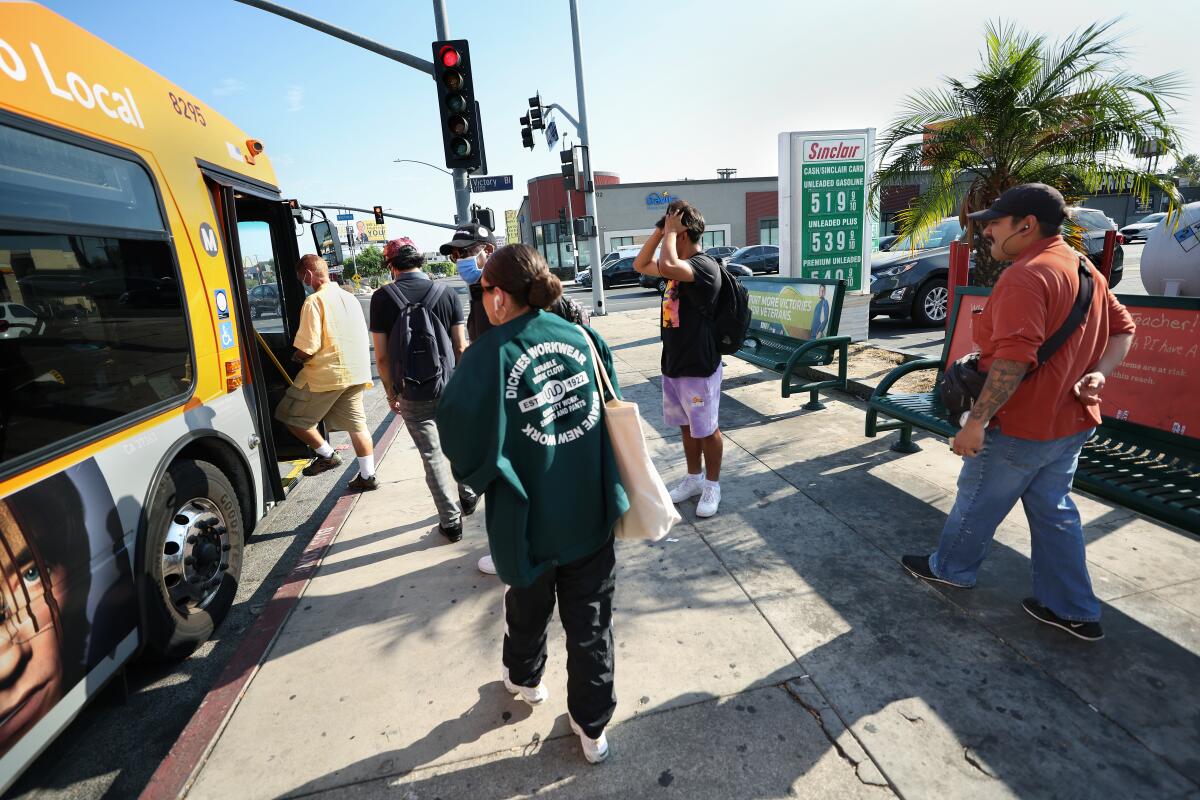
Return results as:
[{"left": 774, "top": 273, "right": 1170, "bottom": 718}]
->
[{"left": 780, "top": 129, "right": 875, "bottom": 293}]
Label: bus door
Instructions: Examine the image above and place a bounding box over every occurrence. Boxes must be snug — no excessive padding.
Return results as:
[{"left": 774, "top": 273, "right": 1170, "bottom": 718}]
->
[{"left": 203, "top": 171, "right": 310, "bottom": 500}]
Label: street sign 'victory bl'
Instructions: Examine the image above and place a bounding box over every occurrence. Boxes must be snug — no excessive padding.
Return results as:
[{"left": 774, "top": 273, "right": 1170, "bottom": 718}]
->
[{"left": 778, "top": 129, "right": 875, "bottom": 294}]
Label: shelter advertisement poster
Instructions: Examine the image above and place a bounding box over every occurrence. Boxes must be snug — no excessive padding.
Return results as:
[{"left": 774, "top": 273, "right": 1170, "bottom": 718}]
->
[
  {"left": 1104, "top": 304, "right": 1200, "bottom": 437},
  {"left": 744, "top": 280, "right": 834, "bottom": 340},
  {"left": 779, "top": 129, "right": 875, "bottom": 293}
]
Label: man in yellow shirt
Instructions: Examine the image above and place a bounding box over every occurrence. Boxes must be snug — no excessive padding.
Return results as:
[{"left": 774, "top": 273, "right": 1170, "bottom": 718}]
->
[{"left": 275, "top": 255, "right": 377, "bottom": 491}]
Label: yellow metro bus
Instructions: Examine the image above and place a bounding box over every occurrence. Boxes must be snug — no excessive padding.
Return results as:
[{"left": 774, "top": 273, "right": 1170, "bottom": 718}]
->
[{"left": 0, "top": 3, "right": 341, "bottom": 786}]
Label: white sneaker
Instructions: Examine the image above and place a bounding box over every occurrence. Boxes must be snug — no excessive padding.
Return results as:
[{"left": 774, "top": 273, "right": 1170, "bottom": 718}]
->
[
  {"left": 503, "top": 669, "right": 549, "bottom": 705},
  {"left": 569, "top": 717, "right": 610, "bottom": 764},
  {"left": 669, "top": 473, "right": 704, "bottom": 504},
  {"left": 696, "top": 483, "right": 721, "bottom": 517},
  {"left": 478, "top": 554, "right": 497, "bottom": 575}
]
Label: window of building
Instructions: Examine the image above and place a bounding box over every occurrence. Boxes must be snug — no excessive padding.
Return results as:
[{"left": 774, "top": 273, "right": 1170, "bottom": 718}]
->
[
  {"left": 700, "top": 230, "right": 726, "bottom": 250},
  {"left": 0, "top": 125, "right": 190, "bottom": 472},
  {"left": 610, "top": 236, "right": 634, "bottom": 249},
  {"left": 759, "top": 218, "right": 779, "bottom": 245},
  {"left": 541, "top": 223, "right": 561, "bottom": 270}
]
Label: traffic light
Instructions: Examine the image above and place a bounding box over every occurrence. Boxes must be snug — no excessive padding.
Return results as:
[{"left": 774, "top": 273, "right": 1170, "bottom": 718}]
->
[
  {"left": 557, "top": 209, "right": 569, "bottom": 238},
  {"left": 373, "top": 205, "right": 384, "bottom": 225},
  {"left": 560, "top": 149, "right": 575, "bottom": 190},
  {"left": 431, "top": 39, "right": 483, "bottom": 172},
  {"left": 527, "top": 94, "right": 545, "bottom": 130},
  {"left": 472, "top": 205, "right": 495, "bottom": 232},
  {"left": 519, "top": 114, "right": 534, "bottom": 150}
]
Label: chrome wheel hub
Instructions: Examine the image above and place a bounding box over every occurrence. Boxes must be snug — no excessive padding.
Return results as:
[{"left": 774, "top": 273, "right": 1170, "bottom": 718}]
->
[{"left": 161, "top": 498, "right": 230, "bottom": 613}]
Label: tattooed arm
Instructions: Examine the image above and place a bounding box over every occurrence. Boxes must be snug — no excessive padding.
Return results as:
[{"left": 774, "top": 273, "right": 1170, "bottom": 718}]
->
[{"left": 951, "top": 358, "right": 1028, "bottom": 457}]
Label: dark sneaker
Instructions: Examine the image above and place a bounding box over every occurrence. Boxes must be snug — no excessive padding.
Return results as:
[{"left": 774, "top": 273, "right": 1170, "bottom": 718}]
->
[
  {"left": 461, "top": 494, "right": 479, "bottom": 517},
  {"left": 1022, "top": 598, "right": 1104, "bottom": 641},
  {"left": 303, "top": 453, "right": 343, "bottom": 476},
  {"left": 347, "top": 473, "right": 378, "bottom": 492},
  {"left": 901, "top": 554, "right": 972, "bottom": 588},
  {"left": 439, "top": 523, "right": 463, "bottom": 543}
]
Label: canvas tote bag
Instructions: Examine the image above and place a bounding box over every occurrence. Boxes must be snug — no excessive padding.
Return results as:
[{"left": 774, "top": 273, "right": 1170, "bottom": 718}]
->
[{"left": 578, "top": 327, "right": 681, "bottom": 541}]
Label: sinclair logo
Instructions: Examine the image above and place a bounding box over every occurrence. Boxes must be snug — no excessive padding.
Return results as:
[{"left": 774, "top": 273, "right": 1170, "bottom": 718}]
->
[{"left": 802, "top": 138, "right": 865, "bottom": 163}]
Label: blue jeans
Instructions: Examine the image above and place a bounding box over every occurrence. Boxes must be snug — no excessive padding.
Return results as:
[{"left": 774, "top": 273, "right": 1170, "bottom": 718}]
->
[{"left": 929, "top": 427, "right": 1100, "bottom": 622}]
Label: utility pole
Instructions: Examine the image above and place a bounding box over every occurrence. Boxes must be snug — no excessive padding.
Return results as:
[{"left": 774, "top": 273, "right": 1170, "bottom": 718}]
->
[
  {"left": 568, "top": 0, "right": 605, "bottom": 315},
  {"left": 432, "top": 0, "right": 472, "bottom": 226}
]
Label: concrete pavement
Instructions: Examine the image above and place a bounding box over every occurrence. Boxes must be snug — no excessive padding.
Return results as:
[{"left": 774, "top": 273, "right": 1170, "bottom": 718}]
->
[{"left": 174, "top": 307, "right": 1200, "bottom": 800}]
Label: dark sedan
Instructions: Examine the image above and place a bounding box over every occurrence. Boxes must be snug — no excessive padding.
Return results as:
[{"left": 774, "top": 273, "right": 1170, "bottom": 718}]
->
[
  {"left": 727, "top": 244, "right": 779, "bottom": 274},
  {"left": 578, "top": 257, "right": 641, "bottom": 290}
]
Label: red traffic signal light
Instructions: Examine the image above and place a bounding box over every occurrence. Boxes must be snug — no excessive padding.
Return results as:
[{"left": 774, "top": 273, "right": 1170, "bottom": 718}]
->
[
  {"left": 438, "top": 45, "right": 460, "bottom": 68},
  {"left": 373, "top": 205, "right": 384, "bottom": 225}
]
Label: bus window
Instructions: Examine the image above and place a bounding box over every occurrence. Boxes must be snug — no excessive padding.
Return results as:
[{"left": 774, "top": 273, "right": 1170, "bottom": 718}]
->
[{"left": 0, "top": 124, "right": 190, "bottom": 475}]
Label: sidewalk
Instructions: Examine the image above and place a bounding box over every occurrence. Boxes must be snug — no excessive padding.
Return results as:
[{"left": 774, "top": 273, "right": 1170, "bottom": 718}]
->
[{"left": 173, "top": 308, "right": 1200, "bottom": 799}]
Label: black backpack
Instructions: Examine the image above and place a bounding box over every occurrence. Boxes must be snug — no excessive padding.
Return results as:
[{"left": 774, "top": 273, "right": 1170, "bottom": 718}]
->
[
  {"left": 703, "top": 257, "right": 751, "bottom": 355},
  {"left": 383, "top": 281, "right": 455, "bottom": 401}
]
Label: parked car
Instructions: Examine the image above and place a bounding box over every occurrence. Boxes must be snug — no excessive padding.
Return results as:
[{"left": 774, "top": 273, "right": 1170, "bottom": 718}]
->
[
  {"left": 578, "top": 257, "right": 641, "bottom": 290},
  {"left": 869, "top": 217, "right": 964, "bottom": 327},
  {"left": 638, "top": 260, "right": 751, "bottom": 293},
  {"left": 874, "top": 234, "right": 899, "bottom": 252},
  {"left": 248, "top": 282, "right": 280, "bottom": 318},
  {"left": 1066, "top": 207, "right": 1124, "bottom": 288},
  {"left": 1118, "top": 211, "right": 1166, "bottom": 243},
  {"left": 705, "top": 245, "right": 737, "bottom": 261},
  {"left": 0, "top": 302, "right": 43, "bottom": 338},
  {"left": 870, "top": 211, "right": 1125, "bottom": 327},
  {"left": 727, "top": 244, "right": 779, "bottom": 274}
]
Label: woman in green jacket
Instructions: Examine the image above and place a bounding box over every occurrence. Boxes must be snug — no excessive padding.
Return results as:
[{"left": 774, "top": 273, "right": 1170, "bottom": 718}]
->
[{"left": 436, "top": 244, "right": 627, "bottom": 764}]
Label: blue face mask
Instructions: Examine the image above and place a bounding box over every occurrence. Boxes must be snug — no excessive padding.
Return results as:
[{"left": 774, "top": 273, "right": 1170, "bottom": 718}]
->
[{"left": 456, "top": 256, "right": 482, "bottom": 284}]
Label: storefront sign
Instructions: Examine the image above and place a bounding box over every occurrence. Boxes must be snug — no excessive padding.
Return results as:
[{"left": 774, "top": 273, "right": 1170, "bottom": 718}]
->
[
  {"left": 645, "top": 191, "right": 677, "bottom": 208},
  {"left": 779, "top": 128, "right": 875, "bottom": 293},
  {"left": 505, "top": 209, "right": 520, "bottom": 244}
]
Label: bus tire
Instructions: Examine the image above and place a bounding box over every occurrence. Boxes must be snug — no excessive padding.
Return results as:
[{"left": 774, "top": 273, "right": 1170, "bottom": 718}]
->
[{"left": 141, "top": 459, "right": 244, "bottom": 660}]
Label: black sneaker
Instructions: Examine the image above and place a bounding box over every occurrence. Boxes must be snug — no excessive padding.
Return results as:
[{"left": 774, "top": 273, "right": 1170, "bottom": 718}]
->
[
  {"left": 461, "top": 494, "right": 479, "bottom": 516},
  {"left": 303, "top": 453, "right": 343, "bottom": 476},
  {"left": 439, "top": 523, "right": 463, "bottom": 543},
  {"left": 347, "top": 474, "right": 378, "bottom": 492},
  {"left": 1022, "top": 598, "right": 1104, "bottom": 641},
  {"left": 901, "top": 554, "right": 972, "bottom": 588}
]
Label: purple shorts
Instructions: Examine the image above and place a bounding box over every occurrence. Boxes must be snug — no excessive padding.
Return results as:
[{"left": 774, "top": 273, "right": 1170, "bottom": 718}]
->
[{"left": 661, "top": 364, "right": 722, "bottom": 437}]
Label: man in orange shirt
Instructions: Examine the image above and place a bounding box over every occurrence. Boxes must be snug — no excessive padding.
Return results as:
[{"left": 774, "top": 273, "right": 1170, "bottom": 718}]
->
[{"left": 902, "top": 184, "right": 1136, "bottom": 642}]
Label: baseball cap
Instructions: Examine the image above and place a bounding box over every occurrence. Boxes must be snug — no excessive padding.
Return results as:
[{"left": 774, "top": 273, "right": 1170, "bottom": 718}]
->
[
  {"left": 383, "top": 237, "right": 419, "bottom": 263},
  {"left": 967, "top": 183, "right": 1066, "bottom": 226},
  {"left": 439, "top": 222, "right": 497, "bottom": 256}
]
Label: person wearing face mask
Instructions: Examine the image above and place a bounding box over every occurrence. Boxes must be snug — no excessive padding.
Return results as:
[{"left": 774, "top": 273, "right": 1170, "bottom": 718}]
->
[
  {"left": 275, "top": 255, "right": 377, "bottom": 490},
  {"left": 435, "top": 244, "right": 628, "bottom": 765},
  {"left": 439, "top": 222, "right": 498, "bottom": 344}
]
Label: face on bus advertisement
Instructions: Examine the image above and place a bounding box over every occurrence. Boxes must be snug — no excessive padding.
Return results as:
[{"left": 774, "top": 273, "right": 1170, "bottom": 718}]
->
[{"left": 0, "top": 462, "right": 135, "bottom": 757}]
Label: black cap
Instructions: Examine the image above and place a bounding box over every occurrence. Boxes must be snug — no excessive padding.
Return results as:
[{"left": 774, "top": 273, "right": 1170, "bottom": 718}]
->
[
  {"left": 967, "top": 183, "right": 1066, "bottom": 226},
  {"left": 439, "top": 222, "right": 497, "bottom": 255}
]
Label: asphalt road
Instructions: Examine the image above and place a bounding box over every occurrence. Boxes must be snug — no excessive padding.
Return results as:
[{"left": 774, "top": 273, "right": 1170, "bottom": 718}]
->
[{"left": 8, "top": 297, "right": 390, "bottom": 800}]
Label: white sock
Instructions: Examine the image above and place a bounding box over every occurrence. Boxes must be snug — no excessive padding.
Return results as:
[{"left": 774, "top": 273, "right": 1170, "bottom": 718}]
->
[
  {"left": 314, "top": 441, "right": 334, "bottom": 458},
  {"left": 357, "top": 454, "right": 375, "bottom": 479},
  {"left": 687, "top": 471, "right": 702, "bottom": 480},
  {"left": 704, "top": 479, "right": 720, "bottom": 490}
]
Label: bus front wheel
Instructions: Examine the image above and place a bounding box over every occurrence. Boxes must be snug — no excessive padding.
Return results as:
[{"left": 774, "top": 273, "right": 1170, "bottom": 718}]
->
[{"left": 142, "top": 459, "right": 244, "bottom": 660}]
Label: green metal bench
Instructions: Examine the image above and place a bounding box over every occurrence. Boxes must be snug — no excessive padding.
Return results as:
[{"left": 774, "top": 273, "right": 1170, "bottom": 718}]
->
[
  {"left": 734, "top": 277, "right": 850, "bottom": 410},
  {"left": 866, "top": 288, "right": 1200, "bottom": 533}
]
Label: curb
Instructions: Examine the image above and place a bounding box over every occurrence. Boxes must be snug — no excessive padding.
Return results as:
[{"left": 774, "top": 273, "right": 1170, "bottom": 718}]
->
[{"left": 140, "top": 414, "right": 405, "bottom": 800}]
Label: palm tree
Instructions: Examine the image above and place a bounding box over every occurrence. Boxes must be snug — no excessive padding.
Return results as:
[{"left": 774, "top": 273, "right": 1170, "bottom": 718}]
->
[{"left": 871, "top": 19, "right": 1185, "bottom": 286}]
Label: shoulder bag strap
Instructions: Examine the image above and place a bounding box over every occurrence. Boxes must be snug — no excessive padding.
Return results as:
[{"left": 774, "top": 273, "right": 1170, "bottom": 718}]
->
[{"left": 1033, "top": 256, "right": 1094, "bottom": 370}]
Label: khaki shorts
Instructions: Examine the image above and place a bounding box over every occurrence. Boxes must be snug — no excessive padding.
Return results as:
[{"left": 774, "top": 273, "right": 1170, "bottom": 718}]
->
[{"left": 275, "top": 383, "right": 368, "bottom": 433}]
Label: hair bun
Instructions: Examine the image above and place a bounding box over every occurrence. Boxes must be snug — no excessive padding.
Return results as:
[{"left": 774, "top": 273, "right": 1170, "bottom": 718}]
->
[{"left": 527, "top": 271, "right": 563, "bottom": 309}]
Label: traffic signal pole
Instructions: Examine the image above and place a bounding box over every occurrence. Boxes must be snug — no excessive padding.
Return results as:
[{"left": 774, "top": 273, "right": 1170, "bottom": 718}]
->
[
  {"left": 232, "top": 0, "right": 471, "bottom": 227},
  {"left": 432, "top": 0, "right": 472, "bottom": 226},
  {"left": 568, "top": 0, "right": 606, "bottom": 316}
]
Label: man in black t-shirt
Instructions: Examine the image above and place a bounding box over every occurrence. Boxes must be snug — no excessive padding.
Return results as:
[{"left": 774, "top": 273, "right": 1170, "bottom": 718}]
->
[
  {"left": 633, "top": 200, "right": 724, "bottom": 518},
  {"left": 369, "top": 240, "right": 478, "bottom": 544}
]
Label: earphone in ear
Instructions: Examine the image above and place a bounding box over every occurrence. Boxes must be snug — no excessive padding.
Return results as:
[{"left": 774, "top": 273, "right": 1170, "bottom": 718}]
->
[{"left": 1021, "top": 225, "right": 1030, "bottom": 232}]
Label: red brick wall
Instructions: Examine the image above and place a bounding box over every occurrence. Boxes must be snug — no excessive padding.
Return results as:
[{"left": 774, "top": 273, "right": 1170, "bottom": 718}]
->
[
  {"left": 745, "top": 191, "right": 778, "bottom": 246},
  {"left": 529, "top": 173, "right": 620, "bottom": 223}
]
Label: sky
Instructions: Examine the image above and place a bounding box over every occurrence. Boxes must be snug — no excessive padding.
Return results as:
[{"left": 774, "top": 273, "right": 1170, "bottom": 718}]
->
[{"left": 33, "top": 0, "right": 1200, "bottom": 252}]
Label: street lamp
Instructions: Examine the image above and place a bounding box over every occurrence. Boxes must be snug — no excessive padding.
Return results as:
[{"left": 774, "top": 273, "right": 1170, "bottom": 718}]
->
[{"left": 394, "top": 158, "right": 454, "bottom": 177}]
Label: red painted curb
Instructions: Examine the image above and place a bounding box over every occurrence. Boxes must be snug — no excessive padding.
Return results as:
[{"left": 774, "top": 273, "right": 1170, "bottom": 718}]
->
[{"left": 141, "top": 414, "right": 405, "bottom": 800}]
